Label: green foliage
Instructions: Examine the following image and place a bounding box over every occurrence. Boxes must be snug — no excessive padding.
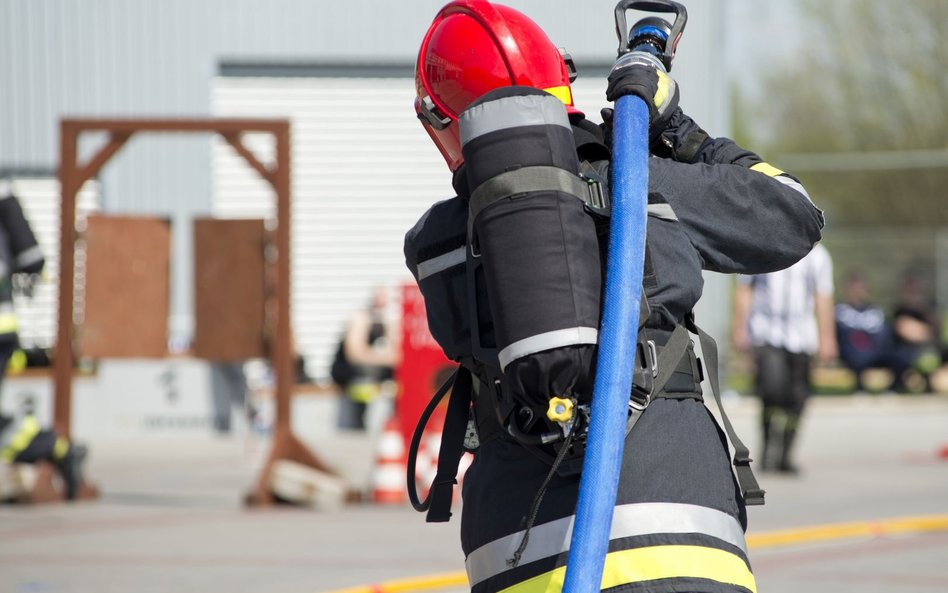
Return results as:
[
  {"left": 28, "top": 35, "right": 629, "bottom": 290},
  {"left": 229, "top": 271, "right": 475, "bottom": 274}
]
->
[{"left": 735, "top": 0, "right": 948, "bottom": 226}]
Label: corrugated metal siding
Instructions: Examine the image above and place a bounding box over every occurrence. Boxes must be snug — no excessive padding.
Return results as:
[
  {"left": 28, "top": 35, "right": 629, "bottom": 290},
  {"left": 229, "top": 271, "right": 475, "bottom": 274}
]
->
[
  {"left": 5, "top": 178, "right": 100, "bottom": 348},
  {"left": 211, "top": 75, "right": 609, "bottom": 380},
  {"left": 1, "top": 0, "right": 727, "bottom": 350}
]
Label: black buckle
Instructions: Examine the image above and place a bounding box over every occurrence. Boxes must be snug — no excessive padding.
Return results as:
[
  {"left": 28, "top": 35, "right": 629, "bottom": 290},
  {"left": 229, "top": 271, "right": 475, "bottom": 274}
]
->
[
  {"left": 418, "top": 95, "right": 451, "bottom": 130},
  {"left": 559, "top": 48, "right": 578, "bottom": 83},
  {"left": 630, "top": 339, "right": 657, "bottom": 411}
]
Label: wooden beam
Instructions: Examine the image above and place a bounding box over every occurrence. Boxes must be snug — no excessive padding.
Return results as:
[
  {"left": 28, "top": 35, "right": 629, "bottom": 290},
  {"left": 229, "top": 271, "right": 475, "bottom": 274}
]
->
[
  {"left": 61, "top": 118, "right": 287, "bottom": 135},
  {"left": 54, "top": 122, "right": 79, "bottom": 438},
  {"left": 222, "top": 133, "right": 275, "bottom": 185},
  {"left": 75, "top": 133, "right": 132, "bottom": 187}
]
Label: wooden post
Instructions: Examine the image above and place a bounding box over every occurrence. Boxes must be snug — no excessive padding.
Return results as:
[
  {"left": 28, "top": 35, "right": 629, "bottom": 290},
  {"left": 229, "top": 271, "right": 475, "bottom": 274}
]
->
[{"left": 51, "top": 118, "right": 347, "bottom": 506}]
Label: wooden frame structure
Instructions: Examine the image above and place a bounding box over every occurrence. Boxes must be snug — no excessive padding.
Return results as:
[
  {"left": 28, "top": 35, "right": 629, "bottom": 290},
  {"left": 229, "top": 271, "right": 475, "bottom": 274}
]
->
[{"left": 57, "top": 118, "right": 333, "bottom": 504}]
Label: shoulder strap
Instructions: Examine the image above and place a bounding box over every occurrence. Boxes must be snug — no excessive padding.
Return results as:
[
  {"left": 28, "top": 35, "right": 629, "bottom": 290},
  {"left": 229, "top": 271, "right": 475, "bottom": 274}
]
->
[{"left": 695, "top": 325, "right": 766, "bottom": 506}]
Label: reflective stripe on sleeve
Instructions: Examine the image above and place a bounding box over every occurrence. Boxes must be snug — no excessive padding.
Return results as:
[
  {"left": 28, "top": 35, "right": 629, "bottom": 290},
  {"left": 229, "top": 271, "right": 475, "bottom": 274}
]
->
[
  {"left": 750, "top": 162, "right": 813, "bottom": 202},
  {"left": 466, "top": 502, "right": 748, "bottom": 586},
  {"left": 497, "top": 327, "right": 598, "bottom": 371},
  {"left": 750, "top": 162, "right": 785, "bottom": 177},
  {"left": 417, "top": 247, "right": 466, "bottom": 280},
  {"left": 772, "top": 174, "right": 813, "bottom": 202},
  {"left": 497, "top": 545, "right": 756, "bottom": 593},
  {"left": 647, "top": 203, "right": 678, "bottom": 221}
]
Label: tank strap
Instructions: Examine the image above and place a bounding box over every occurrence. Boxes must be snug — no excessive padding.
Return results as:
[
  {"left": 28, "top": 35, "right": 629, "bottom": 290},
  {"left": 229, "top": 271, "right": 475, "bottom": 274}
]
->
[
  {"left": 467, "top": 165, "right": 606, "bottom": 234},
  {"left": 694, "top": 325, "right": 766, "bottom": 506}
]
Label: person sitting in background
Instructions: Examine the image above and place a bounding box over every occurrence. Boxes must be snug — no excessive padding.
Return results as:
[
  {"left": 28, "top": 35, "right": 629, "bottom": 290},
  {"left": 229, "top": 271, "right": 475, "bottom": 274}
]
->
[
  {"left": 890, "top": 272, "right": 942, "bottom": 392},
  {"left": 835, "top": 271, "right": 891, "bottom": 392}
]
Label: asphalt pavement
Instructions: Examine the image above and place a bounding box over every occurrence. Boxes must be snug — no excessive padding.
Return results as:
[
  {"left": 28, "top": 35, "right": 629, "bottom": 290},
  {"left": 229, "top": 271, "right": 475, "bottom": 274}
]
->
[{"left": 1, "top": 393, "right": 946, "bottom": 593}]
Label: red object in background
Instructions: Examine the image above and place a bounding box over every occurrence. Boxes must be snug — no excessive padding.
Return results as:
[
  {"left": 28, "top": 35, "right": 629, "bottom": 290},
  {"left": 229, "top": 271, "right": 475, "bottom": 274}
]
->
[{"left": 396, "top": 282, "right": 454, "bottom": 450}]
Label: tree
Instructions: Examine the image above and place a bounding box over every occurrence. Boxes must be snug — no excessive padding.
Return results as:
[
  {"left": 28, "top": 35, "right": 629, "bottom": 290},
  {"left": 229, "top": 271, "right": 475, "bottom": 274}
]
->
[{"left": 737, "top": 0, "right": 948, "bottom": 225}]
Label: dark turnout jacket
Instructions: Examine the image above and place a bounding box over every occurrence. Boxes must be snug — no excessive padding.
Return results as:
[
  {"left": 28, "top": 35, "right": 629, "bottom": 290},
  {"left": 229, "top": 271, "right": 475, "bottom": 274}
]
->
[
  {"left": 410, "top": 108, "right": 824, "bottom": 593},
  {"left": 576, "top": 110, "right": 824, "bottom": 328}
]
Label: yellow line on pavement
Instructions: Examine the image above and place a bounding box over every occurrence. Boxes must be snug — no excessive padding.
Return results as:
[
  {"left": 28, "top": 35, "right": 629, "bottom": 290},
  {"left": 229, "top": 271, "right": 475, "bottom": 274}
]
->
[
  {"left": 746, "top": 514, "right": 948, "bottom": 549},
  {"left": 322, "top": 514, "right": 948, "bottom": 593},
  {"left": 322, "top": 571, "right": 468, "bottom": 593}
]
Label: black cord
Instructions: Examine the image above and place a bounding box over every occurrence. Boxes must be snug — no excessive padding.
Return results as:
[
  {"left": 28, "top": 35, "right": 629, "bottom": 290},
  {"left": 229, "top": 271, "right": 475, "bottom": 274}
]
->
[
  {"left": 507, "top": 422, "right": 578, "bottom": 568},
  {"left": 407, "top": 370, "right": 457, "bottom": 512}
]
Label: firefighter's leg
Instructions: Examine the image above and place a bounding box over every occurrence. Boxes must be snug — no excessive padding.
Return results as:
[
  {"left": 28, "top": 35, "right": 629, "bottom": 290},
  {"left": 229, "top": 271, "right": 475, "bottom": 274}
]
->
[{"left": 461, "top": 398, "right": 756, "bottom": 593}]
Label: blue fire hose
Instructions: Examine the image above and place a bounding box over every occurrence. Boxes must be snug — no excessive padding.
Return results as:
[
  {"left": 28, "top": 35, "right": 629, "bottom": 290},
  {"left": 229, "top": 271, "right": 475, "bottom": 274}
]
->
[{"left": 561, "top": 94, "right": 650, "bottom": 592}]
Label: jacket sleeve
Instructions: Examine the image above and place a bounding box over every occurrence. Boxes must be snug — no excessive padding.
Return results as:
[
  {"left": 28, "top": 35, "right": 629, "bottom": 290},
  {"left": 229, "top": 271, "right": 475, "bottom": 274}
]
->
[
  {"left": 631, "top": 108, "right": 823, "bottom": 274},
  {"left": 646, "top": 154, "right": 824, "bottom": 275}
]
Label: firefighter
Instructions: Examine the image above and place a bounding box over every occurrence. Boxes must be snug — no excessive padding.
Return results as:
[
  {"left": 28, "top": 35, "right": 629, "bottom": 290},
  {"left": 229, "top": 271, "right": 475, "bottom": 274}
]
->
[
  {"left": 0, "top": 186, "right": 87, "bottom": 501},
  {"left": 408, "top": 2, "right": 824, "bottom": 592}
]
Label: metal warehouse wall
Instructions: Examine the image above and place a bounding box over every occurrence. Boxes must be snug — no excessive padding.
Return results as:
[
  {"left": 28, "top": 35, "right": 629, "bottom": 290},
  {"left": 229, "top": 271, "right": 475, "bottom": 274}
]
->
[{"left": 0, "top": 0, "right": 730, "bottom": 362}]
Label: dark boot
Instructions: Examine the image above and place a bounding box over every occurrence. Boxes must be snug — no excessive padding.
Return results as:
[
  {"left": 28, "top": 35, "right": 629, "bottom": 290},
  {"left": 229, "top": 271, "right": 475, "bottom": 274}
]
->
[
  {"left": 57, "top": 444, "right": 88, "bottom": 500},
  {"left": 759, "top": 407, "right": 776, "bottom": 472},
  {"left": 777, "top": 415, "right": 800, "bottom": 475}
]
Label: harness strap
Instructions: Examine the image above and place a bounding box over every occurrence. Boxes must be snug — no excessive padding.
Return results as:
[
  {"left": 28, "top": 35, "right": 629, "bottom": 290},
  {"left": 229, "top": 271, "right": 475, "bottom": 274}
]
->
[
  {"left": 416, "top": 366, "right": 473, "bottom": 523},
  {"left": 695, "top": 326, "right": 766, "bottom": 506},
  {"left": 626, "top": 325, "right": 691, "bottom": 435},
  {"left": 468, "top": 166, "right": 604, "bottom": 234},
  {"left": 407, "top": 366, "right": 473, "bottom": 522}
]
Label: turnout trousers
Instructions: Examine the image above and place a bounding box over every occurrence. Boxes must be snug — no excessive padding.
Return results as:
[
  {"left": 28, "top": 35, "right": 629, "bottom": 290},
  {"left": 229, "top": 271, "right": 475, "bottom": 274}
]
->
[{"left": 460, "top": 397, "right": 755, "bottom": 593}]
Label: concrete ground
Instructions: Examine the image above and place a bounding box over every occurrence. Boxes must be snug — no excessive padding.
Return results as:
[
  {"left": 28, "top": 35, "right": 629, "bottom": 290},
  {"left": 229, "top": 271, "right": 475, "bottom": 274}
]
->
[{"left": 1, "top": 393, "right": 946, "bottom": 593}]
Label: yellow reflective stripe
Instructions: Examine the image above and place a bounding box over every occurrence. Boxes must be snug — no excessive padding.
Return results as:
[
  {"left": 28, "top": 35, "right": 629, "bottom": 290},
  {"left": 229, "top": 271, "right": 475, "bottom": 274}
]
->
[
  {"left": 498, "top": 545, "right": 756, "bottom": 593},
  {"left": 1, "top": 416, "right": 41, "bottom": 462},
  {"left": 54, "top": 437, "right": 70, "bottom": 461},
  {"left": 0, "top": 311, "right": 17, "bottom": 334},
  {"left": 750, "top": 162, "right": 785, "bottom": 177},
  {"left": 654, "top": 71, "right": 671, "bottom": 109},
  {"left": 543, "top": 85, "right": 573, "bottom": 106}
]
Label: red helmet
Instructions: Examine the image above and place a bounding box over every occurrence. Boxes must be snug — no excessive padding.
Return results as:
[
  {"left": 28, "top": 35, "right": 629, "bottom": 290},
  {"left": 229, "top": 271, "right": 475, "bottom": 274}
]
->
[{"left": 415, "top": 0, "right": 580, "bottom": 171}]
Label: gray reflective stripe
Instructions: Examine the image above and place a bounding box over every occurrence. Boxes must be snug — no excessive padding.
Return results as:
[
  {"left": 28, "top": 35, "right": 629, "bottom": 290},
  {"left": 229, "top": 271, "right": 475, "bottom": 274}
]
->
[
  {"left": 459, "top": 94, "right": 570, "bottom": 146},
  {"left": 774, "top": 174, "right": 813, "bottom": 203},
  {"left": 416, "top": 247, "right": 466, "bottom": 281},
  {"left": 15, "top": 245, "right": 44, "bottom": 269},
  {"left": 469, "top": 166, "right": 591, "bottom": 223},
  {"left": 647, "top": 203, "right": 677, "bottom": 221},
  {"left": 465, "top": 502, "right": 748, "bottom": 586},
  {"left": 497, "top": 326, "right": 598, "bottom": 370}
]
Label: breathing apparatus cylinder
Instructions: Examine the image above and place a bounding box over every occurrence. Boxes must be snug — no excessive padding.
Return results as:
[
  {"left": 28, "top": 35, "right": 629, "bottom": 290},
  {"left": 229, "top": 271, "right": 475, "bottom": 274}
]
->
[{"left": 459, "top": 86, "right": 602, "bottom": 413}]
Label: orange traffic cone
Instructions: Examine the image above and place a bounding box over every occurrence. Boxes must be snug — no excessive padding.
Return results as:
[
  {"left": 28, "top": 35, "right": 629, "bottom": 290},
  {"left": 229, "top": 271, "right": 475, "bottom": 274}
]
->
[
  {"left": 412, "top": 428, "right": 474, "bottom": 504},
  {"left": 370, "top": 417, "right": 408, "bottom": 505}
]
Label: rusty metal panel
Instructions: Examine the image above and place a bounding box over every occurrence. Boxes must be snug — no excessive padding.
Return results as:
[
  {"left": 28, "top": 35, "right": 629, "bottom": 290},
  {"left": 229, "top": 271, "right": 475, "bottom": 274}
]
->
[
  {"left": 192, "top": 218, "right": 267, "bottom": 361},
  {"left": 80, "top": 215, "right": 170, "bottom": 358}
]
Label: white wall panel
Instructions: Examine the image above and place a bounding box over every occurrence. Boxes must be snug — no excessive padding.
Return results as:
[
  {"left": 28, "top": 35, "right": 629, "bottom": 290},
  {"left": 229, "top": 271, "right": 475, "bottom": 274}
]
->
[{"left": 211, "top": 76, "right": 611, "bottom": 381}]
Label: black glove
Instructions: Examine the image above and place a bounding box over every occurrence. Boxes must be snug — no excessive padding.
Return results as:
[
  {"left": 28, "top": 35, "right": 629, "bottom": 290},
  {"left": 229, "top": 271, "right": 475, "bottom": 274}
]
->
[
  {"left": 605, "top": 61, "right": 679, "bottom": 141},
  {"left": 602, "top": 106, "right": 714, "bottom": 163}
]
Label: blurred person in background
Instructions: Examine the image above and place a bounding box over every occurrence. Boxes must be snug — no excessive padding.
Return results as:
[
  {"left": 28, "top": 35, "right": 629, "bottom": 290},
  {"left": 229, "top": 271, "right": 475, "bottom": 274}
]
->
[
  {"left": 0, "top": 183, "right": 87, "bottom": 500},
  {"left": 331, "top": 286, "right": 400, "bottom": 431},
  {"left": 834, "top": 270, "right": 891, "bottom": 392},
  {"left": 889, "top": 272, "right": 942, "bottom": 393},
  {"left": 732, "top": 242, "right": 836, "bottom": 474}
]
